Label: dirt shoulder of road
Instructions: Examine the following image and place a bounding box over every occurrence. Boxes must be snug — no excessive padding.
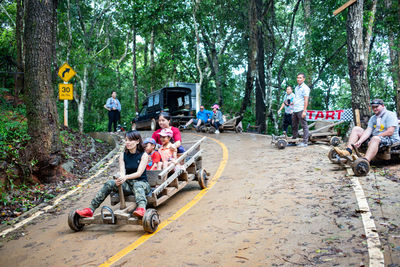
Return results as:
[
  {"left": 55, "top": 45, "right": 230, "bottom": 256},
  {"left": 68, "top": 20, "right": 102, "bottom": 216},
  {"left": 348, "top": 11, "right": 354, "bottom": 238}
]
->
[{"left": 0, "top": 130, "right": 119, "bottom": 229}]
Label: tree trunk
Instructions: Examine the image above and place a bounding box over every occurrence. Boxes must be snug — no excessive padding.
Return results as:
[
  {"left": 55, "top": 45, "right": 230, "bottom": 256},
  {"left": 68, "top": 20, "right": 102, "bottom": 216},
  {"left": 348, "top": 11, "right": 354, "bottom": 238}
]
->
[
  {"left": 77, "top": 66, "right": 88, "bottom": 133},
  {"left": 346, "top": 0, "right": 372, "bottom": 127},
  {"left": 240, "top": 0, "right": 257, "bottom": 116},
  {"left": 132, "top": 26, "right": 139, "bottom": 113},
  {"left": 192, "top": 0, "right": 203, "bottom": 98},
  {"left": 303, "top": 0, "right": 313, "bottom": 84},
  {"left": 255, "top": 0, "right": 266, "bottom": 133},
  {"left": 150, "top": 28, "right": 155, "bottom": 93},
  {"left": 386, "top": 0, "right": 400, "bottom": 116},
  {"left": 16, "top": 0, "right": 24, "bottom": 73},
  {"left": 24, "top": 0, "right": 60, "bottom": 183},
  {"left": 211, "top": 48, "right": 223, "bottom": 106},
  {"left": 144, "top": 36, "right": 148, "bottom": 69}
]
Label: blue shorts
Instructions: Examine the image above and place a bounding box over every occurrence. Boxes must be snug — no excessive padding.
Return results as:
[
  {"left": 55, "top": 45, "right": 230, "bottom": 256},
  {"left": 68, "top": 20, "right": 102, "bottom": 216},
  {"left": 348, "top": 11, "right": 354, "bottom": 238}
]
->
[
  {"left": 365, "top": 136, "right": 394, "bottom": 147},
  {"left": 193, "top": 119, "right": 205, "bottom": 125}
]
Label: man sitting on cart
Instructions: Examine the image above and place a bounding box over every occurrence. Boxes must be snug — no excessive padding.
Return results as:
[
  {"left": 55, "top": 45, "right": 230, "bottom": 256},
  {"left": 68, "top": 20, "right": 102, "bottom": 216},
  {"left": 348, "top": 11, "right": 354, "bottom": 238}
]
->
[
  {"left": 180, "top": 105, "right": 212, "bottom": 130},
  {"left": 334, "top": 99, "right": 400, "bottom": 162}
]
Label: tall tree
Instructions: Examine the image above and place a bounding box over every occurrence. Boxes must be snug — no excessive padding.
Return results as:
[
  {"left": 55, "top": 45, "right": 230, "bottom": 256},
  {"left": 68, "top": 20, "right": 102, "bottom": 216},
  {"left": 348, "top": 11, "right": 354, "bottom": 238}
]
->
[
  {"left": 24, "top": 0, "right": 60, "bottom": 182},
  {"left": 240, "top": 0, "right": 257, "bottom": 116},
  {"left": 255, "top": 0, "right": 266, "bottom": 133},
  {"left": 385, "top": 0, "right": 400, "bottom": 116},
  {"left": 345, "top": 0, "right": 377, "bottom": 126}
]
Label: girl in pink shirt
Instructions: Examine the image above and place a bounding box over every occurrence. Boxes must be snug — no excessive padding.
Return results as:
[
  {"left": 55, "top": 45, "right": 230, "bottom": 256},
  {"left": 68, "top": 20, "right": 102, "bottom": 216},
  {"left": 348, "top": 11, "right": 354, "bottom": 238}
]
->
[{"left": 157, "top": 128, "right": 177, "bottom": 169}]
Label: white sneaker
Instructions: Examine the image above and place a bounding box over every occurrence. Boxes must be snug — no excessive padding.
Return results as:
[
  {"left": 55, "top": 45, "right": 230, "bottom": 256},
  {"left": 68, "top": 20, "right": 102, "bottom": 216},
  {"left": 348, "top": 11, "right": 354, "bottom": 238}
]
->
[{"left": 215, "top": 130, "right": 220, "bottom": 134}]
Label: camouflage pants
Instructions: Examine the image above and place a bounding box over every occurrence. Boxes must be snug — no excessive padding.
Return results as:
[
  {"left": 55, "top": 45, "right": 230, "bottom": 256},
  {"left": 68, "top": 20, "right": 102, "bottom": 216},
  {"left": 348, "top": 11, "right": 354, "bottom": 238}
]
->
[{"left": 90, "top": 179, "right": 151, "bottom": 211}]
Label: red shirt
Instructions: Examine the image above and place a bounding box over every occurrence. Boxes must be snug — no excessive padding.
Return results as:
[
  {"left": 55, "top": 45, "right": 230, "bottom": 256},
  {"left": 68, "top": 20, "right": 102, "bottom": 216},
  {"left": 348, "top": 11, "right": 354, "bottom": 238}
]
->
[
  {"left": 152, "top": 126, "right": 182, "bottom": 145},
  {"left": 146, "top": 151, "right": 161, "bottom": 170}
]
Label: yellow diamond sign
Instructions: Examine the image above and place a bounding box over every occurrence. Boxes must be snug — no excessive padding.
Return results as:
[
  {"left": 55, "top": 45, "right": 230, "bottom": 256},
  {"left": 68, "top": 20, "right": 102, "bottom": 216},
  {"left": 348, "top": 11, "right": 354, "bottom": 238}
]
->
[
  {"left": 59, "top": 83, "right": 73, "bottom": 100},
  {"left": 58, "top": 62, "right": 76, "bottom": 82}
]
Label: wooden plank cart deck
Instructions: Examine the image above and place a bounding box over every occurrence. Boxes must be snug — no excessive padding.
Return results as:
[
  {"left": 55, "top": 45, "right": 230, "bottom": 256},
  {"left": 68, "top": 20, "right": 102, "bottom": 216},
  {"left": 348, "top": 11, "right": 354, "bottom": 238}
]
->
[
  {"left": 68, "top": 137, "right": 209, "bottom": 233},
  {"left": 271, "top": 121, "right": 343, "bottom": 149}
]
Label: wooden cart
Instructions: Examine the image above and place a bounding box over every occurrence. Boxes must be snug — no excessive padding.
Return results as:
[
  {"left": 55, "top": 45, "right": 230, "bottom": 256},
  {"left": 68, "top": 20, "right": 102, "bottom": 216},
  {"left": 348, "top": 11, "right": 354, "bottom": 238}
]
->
[
  {"left": 198, "top": 115, "right": 243, "bottom": 134},
  {"left": 271, "top": 121, "right": 343, "bottom": 149},
  {"left": 328, "top": 142, "right": 400, "bottom": 176},
  {"left": 68, "top": 137, "right": 209, "bottom": 233}
]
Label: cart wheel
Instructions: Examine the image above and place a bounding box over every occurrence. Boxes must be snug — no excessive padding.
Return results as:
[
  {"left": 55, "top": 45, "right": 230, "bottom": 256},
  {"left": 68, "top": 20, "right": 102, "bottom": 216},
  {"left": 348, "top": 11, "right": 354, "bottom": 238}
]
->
[
  {"left": 235, "top": 126, "right": 243, "bottom": 133},
  {"left": 198, "top": 168, "right": 208, "bottom": 189},
  {"left": 276, "top": 139, "right": 287, "bottom": 149},
  {"left": 142, "top": 209, "right": 160, "bottom": 233},
  {"left": 150, "top": 119, "right": 157, "bottom": 132},
  {"left": 330, "top": 136, "right": 341, "bottom": 146},
  {"left": 352, "top": 158, "right": 370, "bottom": 176},
  {"left": 328, "top": 148, "right": 339, "bottom": 163},
  {"left": 208, "top": 126, "right": 216, "bottom": 134},
  {"left": 68, "top": 210, "right": 84, "bottom": 232},
  {"left": 219, "top": 128, "right": 224, "bottom": 133}
]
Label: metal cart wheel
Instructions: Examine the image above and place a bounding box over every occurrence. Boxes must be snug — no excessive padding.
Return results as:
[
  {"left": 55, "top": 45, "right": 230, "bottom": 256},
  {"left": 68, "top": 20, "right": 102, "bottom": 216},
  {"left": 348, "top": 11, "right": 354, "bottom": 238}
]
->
[
  {"left": 352, "top": 158, "right": 370, "bottom": 176},
  {"left": 276, "top": 139, "right": 287, "bottom": 149},
  {"left": 198, "top": 168, "right": 208, "bottom": 189},
  {"left": 142, "top": 209, "right": 160, "bottom": 233},
  {"left": 328, "top": 148, "right": 339, "bottom": 163},
  {"left": 330, "top": 136, "right": 341, "bottom": 146},
  {"left": 235, "top": 126, "right": 243, "bottom": 133},
  {"left": 150, "top": 119, "right": 157, "bottom": 132},
  {"left": 68, "top": 210, "right": 84, "bottom": 232}
]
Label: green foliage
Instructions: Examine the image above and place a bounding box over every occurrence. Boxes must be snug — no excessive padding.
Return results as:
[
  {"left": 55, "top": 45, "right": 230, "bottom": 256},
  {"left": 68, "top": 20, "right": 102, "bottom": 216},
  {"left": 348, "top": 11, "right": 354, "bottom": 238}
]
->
[
  {"left": 2, "top": 0, "right": 399, "bottom": 135},
  {"left": 0, "top": 103, "right": 30, "bottom": 181}
]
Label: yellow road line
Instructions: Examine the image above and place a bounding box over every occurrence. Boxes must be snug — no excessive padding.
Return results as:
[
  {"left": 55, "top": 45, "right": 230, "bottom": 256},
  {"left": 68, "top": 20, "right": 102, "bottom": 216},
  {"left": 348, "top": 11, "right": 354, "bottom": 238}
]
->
[{"left": 99, "top": 137, "right": 228, "bottom": 267}]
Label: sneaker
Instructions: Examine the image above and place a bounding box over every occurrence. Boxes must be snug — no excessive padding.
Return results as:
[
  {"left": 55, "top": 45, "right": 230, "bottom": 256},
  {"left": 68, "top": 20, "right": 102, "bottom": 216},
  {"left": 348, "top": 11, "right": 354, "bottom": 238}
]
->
[
  {"left": 76, "top": 208, "right": 93, "bottom": 218},
  {"left": 215, "top": 130, "right": 220, "bottom": 134},
  {"left": 133, "top": 207, "right": 146, "bottom": 218},
  {"left": 297, "top": 142, "right": 308, "bottom": 147},
  {"left": 333, "top": 147, "right": 350, "bottom": 157}
]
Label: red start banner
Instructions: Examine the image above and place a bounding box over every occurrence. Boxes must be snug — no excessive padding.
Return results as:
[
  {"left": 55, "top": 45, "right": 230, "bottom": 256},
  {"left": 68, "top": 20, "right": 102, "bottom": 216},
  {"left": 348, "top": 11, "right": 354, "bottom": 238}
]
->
[{"left": 305, "top": 109, "right": 353, "bottom": 122}]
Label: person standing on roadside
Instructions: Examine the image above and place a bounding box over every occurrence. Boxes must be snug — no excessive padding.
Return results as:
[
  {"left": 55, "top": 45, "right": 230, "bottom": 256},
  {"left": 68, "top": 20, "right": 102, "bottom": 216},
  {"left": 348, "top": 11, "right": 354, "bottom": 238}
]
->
[
  {"left": 278, "top": 86, "right": 295, "bottom": 135},
  {"left": 292, "top": 73, "right": 310, "bottom": 147},
  {"left": 104, "top": 91, "right": 121, "bottom": 132}
]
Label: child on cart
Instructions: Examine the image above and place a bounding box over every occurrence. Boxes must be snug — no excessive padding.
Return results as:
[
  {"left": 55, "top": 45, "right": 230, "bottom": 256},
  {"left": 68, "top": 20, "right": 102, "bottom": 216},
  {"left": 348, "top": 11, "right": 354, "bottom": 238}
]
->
[
  {"left": 158, "top": 128, "right": 178, "bottom": 169},
  {"left": 144, "top": 137, "right": 161, "bottom": 171}
]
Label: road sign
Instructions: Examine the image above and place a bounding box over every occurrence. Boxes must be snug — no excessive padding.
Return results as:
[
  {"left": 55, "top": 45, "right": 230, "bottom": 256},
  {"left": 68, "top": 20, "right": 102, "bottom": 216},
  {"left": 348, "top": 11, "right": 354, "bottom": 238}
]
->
[
  {"left": 58, "top": 62, "right": 76, "bottom": 82},
  {"left": 59, "top": 83, "right": 73, "bottom": 100}
]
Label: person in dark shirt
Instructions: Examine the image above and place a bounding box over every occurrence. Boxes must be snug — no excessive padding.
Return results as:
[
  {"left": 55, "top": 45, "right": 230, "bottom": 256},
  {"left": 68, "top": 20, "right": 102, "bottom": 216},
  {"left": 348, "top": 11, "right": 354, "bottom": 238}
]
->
[{"left": 76, "top": 131, "right": 150, "bottom": 218}]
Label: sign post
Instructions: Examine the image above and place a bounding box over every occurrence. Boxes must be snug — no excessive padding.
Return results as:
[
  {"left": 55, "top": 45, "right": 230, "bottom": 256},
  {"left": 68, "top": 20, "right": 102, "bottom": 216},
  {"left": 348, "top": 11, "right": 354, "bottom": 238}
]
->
[{"left": 58, "top": 62, "right": 76, "bottom": 127}]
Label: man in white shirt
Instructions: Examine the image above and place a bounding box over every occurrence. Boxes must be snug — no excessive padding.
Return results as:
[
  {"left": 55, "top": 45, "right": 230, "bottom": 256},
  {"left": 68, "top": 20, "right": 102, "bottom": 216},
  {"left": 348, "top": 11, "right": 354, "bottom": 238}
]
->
[{"left": 292, "top": 73, "right": 310, "bottom": 147}]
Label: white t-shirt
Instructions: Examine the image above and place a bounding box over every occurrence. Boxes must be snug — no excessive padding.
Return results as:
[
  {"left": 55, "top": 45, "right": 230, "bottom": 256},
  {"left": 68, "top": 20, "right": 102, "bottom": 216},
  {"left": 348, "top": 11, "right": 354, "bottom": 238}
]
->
[{"left": 293, "top": 83, "right": 310, "bottom": 113}]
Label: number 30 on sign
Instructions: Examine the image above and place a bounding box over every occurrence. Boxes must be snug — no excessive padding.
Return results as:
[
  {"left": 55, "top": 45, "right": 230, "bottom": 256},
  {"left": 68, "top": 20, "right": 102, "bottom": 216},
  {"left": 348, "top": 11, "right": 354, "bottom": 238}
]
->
[{"left": 59, "top": 83, "right": 73, "bottom": 100}]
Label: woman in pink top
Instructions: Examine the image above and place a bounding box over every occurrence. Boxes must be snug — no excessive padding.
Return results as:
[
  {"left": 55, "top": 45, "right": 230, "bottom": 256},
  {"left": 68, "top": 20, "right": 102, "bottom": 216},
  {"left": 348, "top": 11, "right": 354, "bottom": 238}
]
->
[{"left": 151, "top": 112, "right": 184, "bottom": 153}]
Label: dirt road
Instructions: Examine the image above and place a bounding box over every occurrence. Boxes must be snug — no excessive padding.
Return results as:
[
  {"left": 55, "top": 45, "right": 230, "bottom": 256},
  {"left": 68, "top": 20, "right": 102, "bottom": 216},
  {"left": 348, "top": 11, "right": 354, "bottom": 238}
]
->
[{"left": 0, "top": 132, "right": 399, "bottom": 266}]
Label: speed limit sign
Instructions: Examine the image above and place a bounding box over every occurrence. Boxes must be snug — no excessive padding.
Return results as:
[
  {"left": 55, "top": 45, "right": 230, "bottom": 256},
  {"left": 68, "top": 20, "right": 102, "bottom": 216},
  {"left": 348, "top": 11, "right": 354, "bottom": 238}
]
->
[{"left": 59, "top": 83, "right": 73, "bottom": 100}]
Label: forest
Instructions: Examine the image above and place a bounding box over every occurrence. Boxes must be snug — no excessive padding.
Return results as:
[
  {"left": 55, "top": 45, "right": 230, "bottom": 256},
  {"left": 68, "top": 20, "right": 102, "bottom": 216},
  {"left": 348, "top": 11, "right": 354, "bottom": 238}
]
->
[{"left": 0, "top": 0, "right": 399, "bottom": 184}]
